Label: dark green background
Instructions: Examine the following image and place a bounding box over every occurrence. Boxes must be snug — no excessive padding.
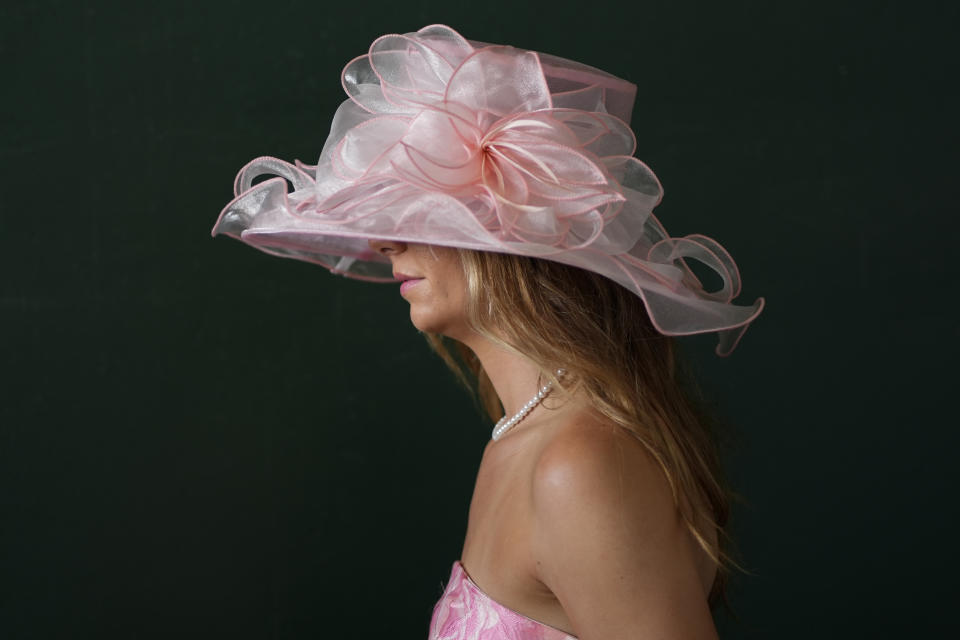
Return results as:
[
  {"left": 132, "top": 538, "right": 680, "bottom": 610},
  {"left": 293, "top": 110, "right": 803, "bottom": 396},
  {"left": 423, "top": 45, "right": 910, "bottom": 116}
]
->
[{"left": 2, "top": 0, "right": 956, "bottom": 637}]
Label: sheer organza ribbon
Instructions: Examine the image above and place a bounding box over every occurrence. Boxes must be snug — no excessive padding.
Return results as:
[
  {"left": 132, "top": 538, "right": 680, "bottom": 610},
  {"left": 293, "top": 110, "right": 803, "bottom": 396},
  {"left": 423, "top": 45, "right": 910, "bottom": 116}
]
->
[{"left": 212, "top": 24, "right": 765, "bottom": 355}]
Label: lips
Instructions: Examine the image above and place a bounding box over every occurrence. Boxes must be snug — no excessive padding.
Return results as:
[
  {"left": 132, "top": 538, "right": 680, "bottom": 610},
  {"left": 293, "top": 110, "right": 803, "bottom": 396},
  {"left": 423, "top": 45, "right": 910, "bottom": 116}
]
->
[
  {"left": 393, "top": 272, "right": 422, "bottom": 281},
  {"left": 399, "top": 278, "right": 424, "bottom": 295}
]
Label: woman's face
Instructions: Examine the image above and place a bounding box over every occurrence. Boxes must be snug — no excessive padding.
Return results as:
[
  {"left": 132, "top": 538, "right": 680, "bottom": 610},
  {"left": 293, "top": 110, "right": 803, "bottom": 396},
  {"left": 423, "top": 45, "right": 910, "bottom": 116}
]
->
[{"left": 367, "top": 240, "right": 470, "bottom": 340}]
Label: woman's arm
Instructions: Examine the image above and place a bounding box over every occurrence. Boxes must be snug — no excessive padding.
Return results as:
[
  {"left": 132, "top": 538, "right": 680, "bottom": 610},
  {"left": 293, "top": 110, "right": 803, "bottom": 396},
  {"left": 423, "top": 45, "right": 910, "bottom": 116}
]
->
[{"left": 530, "top": 423, "right": 719, "bottom": 640}]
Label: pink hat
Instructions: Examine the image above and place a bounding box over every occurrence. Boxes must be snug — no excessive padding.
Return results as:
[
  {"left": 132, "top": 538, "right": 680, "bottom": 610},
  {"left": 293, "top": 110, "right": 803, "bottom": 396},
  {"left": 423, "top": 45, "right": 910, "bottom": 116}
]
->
[{"left": 212, "top": 24, "right": 765, "bottom": 356}]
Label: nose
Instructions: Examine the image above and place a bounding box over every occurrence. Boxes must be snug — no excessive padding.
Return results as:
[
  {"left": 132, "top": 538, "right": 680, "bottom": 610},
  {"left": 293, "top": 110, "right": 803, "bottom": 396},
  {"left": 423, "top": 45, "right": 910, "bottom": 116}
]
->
[{"left": 368, "top": 239, "right": 408, "bottom": 256}]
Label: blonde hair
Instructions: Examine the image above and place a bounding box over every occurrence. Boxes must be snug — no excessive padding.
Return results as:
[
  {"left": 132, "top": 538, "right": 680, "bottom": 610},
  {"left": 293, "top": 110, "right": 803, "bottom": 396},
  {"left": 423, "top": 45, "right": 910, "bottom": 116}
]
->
[{"left": 423, "top": 249, "right": 738, "bottom": 605}]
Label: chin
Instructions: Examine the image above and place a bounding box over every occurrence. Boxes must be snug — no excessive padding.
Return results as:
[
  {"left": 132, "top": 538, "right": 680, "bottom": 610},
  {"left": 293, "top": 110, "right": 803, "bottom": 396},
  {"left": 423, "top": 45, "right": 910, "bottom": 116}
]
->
[
  {"left": 409, "top": 307, "right": 467, "bottom": 339},
  {"left": 409, "top": 308, "right": 448, "bottom": 334}
]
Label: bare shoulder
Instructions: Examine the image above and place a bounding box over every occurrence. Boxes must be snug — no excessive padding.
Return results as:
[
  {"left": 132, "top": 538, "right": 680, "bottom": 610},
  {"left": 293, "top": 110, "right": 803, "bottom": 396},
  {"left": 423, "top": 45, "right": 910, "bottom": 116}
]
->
[
  {"left": 528, "top": 416, "right": 718, "bottom": 638},
  {"left": 531, "top": 417, "right": 676, "bottom": 525}
]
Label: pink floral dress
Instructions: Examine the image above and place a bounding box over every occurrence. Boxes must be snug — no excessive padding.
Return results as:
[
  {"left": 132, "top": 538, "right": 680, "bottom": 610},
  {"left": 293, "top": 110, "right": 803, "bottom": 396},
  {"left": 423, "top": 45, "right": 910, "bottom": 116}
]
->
[{"left": 429, "top": 561, "right": 577, "bottom": 640}]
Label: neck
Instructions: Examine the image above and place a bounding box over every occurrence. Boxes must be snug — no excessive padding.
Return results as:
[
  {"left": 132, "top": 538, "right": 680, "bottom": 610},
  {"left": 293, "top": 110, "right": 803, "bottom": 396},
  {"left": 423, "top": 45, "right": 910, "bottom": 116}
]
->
[{"left": 460, "top": 333, "right": 549, "bottom": 421}]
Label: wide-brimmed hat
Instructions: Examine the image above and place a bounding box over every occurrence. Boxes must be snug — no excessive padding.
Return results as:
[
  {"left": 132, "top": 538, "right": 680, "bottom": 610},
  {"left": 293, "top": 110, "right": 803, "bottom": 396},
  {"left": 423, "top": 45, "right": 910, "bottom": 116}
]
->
[{"left": 212, "top": 24, "right": 765, "bottom": 356}]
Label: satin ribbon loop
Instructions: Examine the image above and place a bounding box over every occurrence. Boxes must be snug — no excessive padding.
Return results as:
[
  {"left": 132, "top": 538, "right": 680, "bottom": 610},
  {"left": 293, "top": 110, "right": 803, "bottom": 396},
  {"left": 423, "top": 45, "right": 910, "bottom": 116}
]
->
[{"left": 648, "top": 235, "right": 738, "bottom": 302}]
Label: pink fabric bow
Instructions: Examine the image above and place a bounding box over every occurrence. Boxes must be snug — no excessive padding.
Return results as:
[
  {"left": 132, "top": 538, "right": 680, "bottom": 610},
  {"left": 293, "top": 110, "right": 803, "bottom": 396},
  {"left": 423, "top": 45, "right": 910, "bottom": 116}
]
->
[{"left": 302, "top": 27, "right": 656, "bottom": 256}]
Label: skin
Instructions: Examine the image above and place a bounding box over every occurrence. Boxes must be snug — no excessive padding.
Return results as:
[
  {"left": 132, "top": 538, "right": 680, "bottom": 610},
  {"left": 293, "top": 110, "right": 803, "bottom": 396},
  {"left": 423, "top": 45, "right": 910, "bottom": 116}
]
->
[{"left": 369, "top": 239, "right": 720, "bottom": 640}]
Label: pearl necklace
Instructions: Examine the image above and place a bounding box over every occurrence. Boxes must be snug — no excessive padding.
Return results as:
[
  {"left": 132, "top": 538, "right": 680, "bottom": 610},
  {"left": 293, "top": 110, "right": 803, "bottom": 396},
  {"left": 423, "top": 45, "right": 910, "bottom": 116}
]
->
[{"left": 491, "top": 369, "right": 566, "bottom": 441}]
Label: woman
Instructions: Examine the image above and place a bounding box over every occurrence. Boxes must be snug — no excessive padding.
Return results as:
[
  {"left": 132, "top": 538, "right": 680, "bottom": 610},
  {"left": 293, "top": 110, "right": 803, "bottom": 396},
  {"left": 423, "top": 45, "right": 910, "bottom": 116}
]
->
[{"left": 213, "top": 24, "right": 764, "bottom": 639}]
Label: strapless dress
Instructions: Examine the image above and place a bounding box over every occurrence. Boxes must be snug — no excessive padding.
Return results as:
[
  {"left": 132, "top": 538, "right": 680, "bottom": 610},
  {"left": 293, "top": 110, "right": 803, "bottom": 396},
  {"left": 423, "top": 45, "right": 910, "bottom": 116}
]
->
[{"left": 429, "top": 560, "right": 578, "bottom": 639}]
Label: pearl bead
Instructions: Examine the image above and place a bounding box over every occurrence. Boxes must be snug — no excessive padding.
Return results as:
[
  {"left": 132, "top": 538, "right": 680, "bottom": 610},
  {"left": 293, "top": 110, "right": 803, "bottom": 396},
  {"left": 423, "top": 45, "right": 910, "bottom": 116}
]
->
[{"left": 491, "top": 368, "right": 567, "bottom": 441}]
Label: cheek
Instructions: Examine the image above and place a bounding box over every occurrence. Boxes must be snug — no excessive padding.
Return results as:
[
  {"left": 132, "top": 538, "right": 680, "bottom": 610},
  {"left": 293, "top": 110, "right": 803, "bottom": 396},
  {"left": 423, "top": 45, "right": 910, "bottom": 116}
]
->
[
  {"left": 412, "top": 272, "right": 468, "bottom": 335},
  {"left": 437, "top": 263, "right": 468, "bottom": 317},
  {"left": 425, "top": 250, "right": 465, "bottom": 306},
  {"left": 422, "top": 278, "right": 466, "bottom": 322},
  {"left": 447, "top": 280, "right": 468, "bottom": 318}
]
